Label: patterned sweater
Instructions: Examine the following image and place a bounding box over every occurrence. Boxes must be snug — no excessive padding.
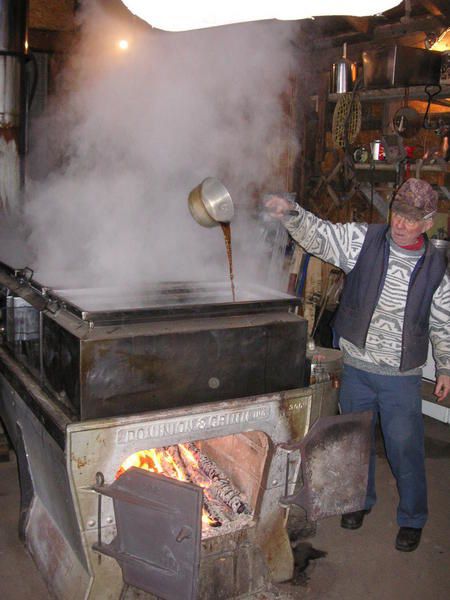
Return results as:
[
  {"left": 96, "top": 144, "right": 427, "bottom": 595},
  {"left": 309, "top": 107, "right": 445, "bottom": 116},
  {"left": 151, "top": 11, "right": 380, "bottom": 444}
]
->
[{"left": 285, "top": 205, "right": 450, "bottom": 378}]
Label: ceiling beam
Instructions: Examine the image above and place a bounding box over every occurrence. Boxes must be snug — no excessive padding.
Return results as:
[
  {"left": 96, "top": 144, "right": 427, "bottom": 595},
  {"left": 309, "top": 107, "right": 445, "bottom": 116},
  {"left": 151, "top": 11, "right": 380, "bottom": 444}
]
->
[
  {"left": 312, "top": 16, "right": 445, "bottom": 50},
  {"left": 311, "top": 4, "right": 449, "bottom": 51},
  {"left": 373, "top": 14, "right": 447, "bottom": 39},
  {"left": 344, "top": 16, "right": 371, "bottom": 34},
  {"left": 312, "top": 31, "right": 372, "bottom": 50},
  {"left": 420, "top": 0, "right": 450, "bottom": 18},
  {"left": 417, "top": 0, "right": 443, "bottom": 17}
]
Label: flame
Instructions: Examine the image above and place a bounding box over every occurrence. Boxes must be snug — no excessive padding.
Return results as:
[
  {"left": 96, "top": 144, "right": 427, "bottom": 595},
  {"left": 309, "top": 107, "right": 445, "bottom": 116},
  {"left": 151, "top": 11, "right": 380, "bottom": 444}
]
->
[
  {"left": 116, "top": 449, "right": 163, "bottom": 478},
  {"left": 167, "top": 452, "right": 186, "bottom": 481},
  {"left": 116, "top": 445, "right": 217, "bottom": 527},
  {"left": 179, "top": 444, "right": 202, "bottom": 478}
]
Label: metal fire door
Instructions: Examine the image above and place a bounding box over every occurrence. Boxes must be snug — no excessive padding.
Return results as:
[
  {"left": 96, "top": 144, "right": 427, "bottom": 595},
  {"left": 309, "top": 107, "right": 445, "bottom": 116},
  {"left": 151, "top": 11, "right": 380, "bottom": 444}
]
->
[{"left": 93, "top": 468, "right": 202, "bottom": 600}]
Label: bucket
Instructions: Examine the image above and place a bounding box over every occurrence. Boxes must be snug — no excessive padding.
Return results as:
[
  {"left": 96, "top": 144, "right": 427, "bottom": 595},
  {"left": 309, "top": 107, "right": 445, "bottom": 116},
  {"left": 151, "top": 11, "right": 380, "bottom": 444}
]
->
[{"left": 430, "top": 238, "right": 449, "bottom": 261}]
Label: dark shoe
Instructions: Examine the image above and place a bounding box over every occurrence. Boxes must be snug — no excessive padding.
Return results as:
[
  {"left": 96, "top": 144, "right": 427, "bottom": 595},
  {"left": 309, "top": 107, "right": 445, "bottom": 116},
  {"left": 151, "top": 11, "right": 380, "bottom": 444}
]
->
[
  {"left": 340, "top": 509, "right": 371, "bottom": 530},
  {"left": 395, "top": 527, "right": 422, "bottom": 552}
]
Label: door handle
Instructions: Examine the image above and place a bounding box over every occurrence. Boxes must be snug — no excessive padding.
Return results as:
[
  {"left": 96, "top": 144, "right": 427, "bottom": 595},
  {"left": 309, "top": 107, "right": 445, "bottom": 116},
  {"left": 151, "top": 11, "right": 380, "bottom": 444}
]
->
[{"left": 176, "top": 525, "right": 193, "bottom": 542}]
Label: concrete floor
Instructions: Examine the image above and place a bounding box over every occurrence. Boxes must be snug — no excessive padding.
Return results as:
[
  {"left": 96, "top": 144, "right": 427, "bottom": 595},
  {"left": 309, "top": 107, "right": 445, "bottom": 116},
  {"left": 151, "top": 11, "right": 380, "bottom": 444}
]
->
[{"left": 0, "top": 416, "right": 449, "bottom": 600}]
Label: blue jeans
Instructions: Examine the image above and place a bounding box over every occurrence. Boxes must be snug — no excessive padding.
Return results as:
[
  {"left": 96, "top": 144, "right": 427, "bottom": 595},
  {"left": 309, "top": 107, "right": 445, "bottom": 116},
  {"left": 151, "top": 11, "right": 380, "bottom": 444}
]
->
[{"left": 339, "top": 364, "right": 427, "bottom": 529}]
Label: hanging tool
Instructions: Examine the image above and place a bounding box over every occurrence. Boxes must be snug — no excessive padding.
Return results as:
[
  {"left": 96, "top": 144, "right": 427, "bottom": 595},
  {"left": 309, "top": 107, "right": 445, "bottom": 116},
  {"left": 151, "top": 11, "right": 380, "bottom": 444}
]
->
[
  {"left": 423, "top": 84, "right": 442, "bottom": 130},
  {"left": 393, "top": 89, "right": 421, "bottom": 139}
]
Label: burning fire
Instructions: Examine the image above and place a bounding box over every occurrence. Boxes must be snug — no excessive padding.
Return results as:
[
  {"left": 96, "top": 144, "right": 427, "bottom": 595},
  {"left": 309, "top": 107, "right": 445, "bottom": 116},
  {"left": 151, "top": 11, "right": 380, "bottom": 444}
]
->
[
  {"left": 116, "top": 443, "right": 250, "bottom": 529},
  {"left": 116, "top": 448, "right": 186, "bottom": 480}
]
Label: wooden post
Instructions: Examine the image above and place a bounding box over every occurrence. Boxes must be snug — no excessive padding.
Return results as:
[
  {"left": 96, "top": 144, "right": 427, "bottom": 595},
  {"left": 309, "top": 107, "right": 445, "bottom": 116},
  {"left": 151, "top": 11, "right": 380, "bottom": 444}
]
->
[{"left": 315, "top": 72, "right": 331, "bottom": 167}]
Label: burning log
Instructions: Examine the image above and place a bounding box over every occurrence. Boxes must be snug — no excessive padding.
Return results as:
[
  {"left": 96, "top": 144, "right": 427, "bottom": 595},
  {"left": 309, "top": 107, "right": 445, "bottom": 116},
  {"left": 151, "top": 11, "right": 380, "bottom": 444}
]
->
[
  {"left": 201, "top": 498, "right": 223, "bottom": 528},
  {"left": 203, "top": 495, "right": 233, "bottom": 523},
  {"left": 167, "top": 445, "right": 223, "bottom": 527},
  {"left": 180, "top": 443, "right": 250, "bottom": 515},
  {"left": 209, "top": 479, "right": 250, "bottom": 516},
  {"left": 118, "top": 442, "right": 249, "bottom": 529},
  {"left": 168, "top": 444, "right": 208, "bottom": 487},
  {"left": 158, "top": 451, "right": 185, "bottom": 481}
]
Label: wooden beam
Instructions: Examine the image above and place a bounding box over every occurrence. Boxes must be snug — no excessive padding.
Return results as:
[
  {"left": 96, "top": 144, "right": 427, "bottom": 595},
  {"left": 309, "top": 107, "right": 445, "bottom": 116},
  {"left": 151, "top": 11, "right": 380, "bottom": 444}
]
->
[
  {"left": 421, "top": 0, "right": 450, "bottom": 17},
  {"left": 328, "top": 84, "right": 450, "bottom": 104},
  {"left": 313, "top": 31, "right": 372, "bottom": 50},
  {"left": 314, "top": 73, "right": 330, "bottom": 166},
  {"left": 418, "top": 0, "right": 443, "bottom": 17},
  {"left": 373, "top": 15, "right": 447, "bottom": 39},
  {"left": 344, "top": 16, "right": 371, "bottom": 34},
  {"left": 312, "top": 13, "right": 448, "bottom": 50}
]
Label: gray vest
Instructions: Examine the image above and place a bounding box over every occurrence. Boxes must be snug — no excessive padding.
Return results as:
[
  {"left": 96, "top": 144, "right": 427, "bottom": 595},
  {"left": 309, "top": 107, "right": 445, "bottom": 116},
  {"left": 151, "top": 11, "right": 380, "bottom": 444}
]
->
[{"left": 332, "top": 224, "right": 447, "bottom": 372}]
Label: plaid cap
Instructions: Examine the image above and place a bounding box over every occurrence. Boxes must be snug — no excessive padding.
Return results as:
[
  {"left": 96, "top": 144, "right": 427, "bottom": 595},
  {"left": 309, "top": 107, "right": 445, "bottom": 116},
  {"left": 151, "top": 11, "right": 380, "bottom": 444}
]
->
[{"left": 391, "top": 178, "right": 438, "bottom": 221}]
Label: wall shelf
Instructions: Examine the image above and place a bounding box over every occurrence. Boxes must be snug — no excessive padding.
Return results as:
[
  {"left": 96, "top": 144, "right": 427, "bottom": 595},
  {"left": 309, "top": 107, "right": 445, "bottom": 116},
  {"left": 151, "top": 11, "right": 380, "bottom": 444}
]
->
[
  {"left": 354, "top": 162, "right": 450, "bottom": 173},
  {"left": 328, "top": 84, "right": 450, "bottom": 105}
]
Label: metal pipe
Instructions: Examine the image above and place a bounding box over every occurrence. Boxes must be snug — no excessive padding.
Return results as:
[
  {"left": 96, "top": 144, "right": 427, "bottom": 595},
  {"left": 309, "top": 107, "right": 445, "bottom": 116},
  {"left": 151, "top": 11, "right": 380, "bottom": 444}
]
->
[
  {"left": 0, "top": 0, "right": 28, "bottom": 212},
  {"left": 0, "top": 0, "right": 28, "bottom": 52},
  {"left": 39, "top": 310, "right": 43, "bottom": 384}
]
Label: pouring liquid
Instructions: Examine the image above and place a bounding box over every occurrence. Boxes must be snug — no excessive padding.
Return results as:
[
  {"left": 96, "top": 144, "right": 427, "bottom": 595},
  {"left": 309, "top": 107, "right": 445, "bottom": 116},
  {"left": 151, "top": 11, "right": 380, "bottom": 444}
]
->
[{"left": 220, "top": 222, "right": 236, "bottom": 302}]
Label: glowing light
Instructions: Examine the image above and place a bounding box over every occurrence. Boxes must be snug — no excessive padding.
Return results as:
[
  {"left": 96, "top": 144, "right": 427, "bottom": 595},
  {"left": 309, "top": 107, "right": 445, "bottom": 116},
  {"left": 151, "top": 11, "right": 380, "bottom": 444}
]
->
[
  {"left": 428, "top": 27, "right": 450, "bottom": 52},
  {"left": 116, "top": 446, "right": 219, "bottom": 528},
  {"left": 121, "top": 1, "right": 402, "bottom": 32},
  {"left": 118, "top": 39, "right": 129, "bottom": 50}
]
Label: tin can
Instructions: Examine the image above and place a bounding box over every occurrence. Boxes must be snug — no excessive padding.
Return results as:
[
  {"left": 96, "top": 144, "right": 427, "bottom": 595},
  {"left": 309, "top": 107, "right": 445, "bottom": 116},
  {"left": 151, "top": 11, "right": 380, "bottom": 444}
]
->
[{"left": 370, "top": 140, "right": 384, "bottom": 161}]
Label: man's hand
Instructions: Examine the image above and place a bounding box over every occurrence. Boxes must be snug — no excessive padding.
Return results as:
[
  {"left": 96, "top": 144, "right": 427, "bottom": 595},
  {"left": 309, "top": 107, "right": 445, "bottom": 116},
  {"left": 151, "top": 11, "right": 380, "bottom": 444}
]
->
[
  {"left": 434, "top": 375, "right": 450, "bottom": 402},
  {"left": 264, "top": 195, "right": 293, "bottom": 219}
]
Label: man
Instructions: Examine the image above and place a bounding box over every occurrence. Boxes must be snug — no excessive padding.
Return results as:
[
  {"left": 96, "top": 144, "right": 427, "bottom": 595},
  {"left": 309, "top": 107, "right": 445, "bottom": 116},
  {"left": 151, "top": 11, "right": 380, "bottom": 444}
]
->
[{"left": 266, "top": 178, "right": 449, "bottom": 552}]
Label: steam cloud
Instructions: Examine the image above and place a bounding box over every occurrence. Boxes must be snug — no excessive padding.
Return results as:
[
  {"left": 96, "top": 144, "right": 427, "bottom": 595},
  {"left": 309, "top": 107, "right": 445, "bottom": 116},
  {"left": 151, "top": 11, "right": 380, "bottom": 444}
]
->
[{"left": 21, "top": 2, "right": 300, "bottom": 293}]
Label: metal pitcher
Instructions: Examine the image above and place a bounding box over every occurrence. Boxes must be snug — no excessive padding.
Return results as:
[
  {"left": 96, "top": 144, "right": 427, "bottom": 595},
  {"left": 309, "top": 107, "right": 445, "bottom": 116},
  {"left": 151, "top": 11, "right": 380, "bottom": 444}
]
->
[
  {"left": 330, "top": 43, "right": 357, "bottom": 94},
  {"left": 188, "top": 178, "right": 234, "bottom": 227}
]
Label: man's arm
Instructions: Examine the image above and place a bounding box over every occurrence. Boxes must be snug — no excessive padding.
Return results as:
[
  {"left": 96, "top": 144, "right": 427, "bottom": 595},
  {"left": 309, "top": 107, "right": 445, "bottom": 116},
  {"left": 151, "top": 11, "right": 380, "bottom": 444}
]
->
[
  {"left": 429, "top": 272, "right": 450, "bottom": 402},
  {"left": 265, "top": 197, "right": 366, "bottom": 273}
]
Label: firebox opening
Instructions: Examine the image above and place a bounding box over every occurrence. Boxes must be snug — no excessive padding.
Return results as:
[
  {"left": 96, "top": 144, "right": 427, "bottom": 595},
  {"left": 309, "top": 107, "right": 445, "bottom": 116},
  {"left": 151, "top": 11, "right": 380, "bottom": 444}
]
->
[{"left": 116, "top": 431, "right": 269, "bottom": 538}]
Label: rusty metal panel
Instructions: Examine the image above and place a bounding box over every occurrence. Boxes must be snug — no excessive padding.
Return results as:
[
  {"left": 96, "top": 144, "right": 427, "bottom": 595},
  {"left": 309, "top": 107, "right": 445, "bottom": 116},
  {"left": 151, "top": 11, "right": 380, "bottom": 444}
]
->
[
  {"left": 1, "top": 276, "right": 308, "bottom": 420},
  {"left": 93, "top": 468, "right": 202, "bottom": 600},
  {"left": 280, "top": 411, "right": 372, "bottom": 520},
  {"left": 42, "top": 310, "right": 307, "bottom": 420},
  {"left": 0, "top": 373, "right": 90, "bottom": 598},
  {"left": 42, "top": 315, "right": 80, "bottom": 412}
]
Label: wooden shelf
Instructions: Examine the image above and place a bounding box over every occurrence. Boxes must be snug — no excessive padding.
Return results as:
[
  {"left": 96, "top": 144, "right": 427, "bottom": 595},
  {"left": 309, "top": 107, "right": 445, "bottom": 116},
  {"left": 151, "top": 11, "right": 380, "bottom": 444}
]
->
[
  {"left": 328, "top": 84, "right": 450, "bottom": 105},
  {"left": 354, "top": 162, "right": 450, "bottom": 173}
]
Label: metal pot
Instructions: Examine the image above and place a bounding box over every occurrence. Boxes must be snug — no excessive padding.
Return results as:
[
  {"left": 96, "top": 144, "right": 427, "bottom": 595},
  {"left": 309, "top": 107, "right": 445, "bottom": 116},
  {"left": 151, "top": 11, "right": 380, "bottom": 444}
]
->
[
  {"left": 430, "top": 238, "right": 449, "bottom": 260},
  {"left": 188, "top": 177, "right": 234, "bottom": 228},
  {"left": 393, "top": 107, "right": 421, "bottom": 138},
  {"left": 330, "top": 43, "right": 357, "bottom": 94},
  {"left": 331, "top": 58, "right": 356, "bottom": 94}
]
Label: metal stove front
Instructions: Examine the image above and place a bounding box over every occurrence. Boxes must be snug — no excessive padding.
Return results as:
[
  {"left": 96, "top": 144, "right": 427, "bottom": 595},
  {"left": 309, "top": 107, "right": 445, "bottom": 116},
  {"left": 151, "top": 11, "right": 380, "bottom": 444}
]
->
[
  {"left": 1, "top": 351, "right": 371, "bottom": 600},
  {"left": 65, "top": 390, "right": 314, "bottom": 600},
  {"left": 0, "top": 266, "right": 371, "bottom": 599}
]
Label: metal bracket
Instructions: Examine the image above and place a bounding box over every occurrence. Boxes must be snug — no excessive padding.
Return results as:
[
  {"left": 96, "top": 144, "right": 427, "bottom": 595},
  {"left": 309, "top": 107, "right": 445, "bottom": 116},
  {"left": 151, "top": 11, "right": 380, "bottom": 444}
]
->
[
  {"left": 278, "top": 444, "right": 297, "bottom": 499},
  {"left": 14, "top": 267, "right": 34, "bottom": 284},
  {"left": 93, "top": 472, "right": 105, "bottom": 563}
]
